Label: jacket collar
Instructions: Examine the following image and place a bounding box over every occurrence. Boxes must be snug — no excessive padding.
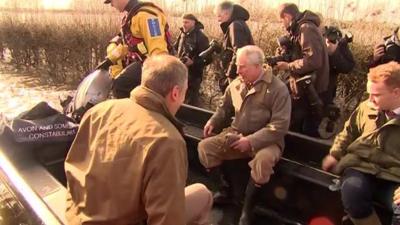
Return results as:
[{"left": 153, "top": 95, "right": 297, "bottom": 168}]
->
[
  {"left": 366, "top": 102, "right": 400, "bottom": 127},
  {"left": 249, "top": 68, "right": 273, "bottom": 86},
  {"left": 220, "top": 21, "right": 232, "bottom": 34},
  {"left": 124, "top": 0, "right": 139, "bottom": 12},
  {"left": 260, "top": 68, "right": 273, "bottom": 84},
  {"left": 130, "top": 86, "right": 184, "bottom": 134}
]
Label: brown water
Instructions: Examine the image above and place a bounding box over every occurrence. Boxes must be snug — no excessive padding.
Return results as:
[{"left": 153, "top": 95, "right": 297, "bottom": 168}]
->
[
  {"left": 0, "top": 65, "right": 73, "bottom": 119},
  {"left": 0, "top": 64, "right": 72, "bottom": 225}
]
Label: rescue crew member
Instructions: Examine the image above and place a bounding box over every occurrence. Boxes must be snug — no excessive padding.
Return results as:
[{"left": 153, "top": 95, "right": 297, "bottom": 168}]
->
[
  {"left": 174, "top": 13, "right": 210, "bottom": 106},
  {"left": 198, "top": 45, "right": 291, "bottom": 225},
  {"left": 215, "top": 1, "right": 254, "bottom": 93},
  {"left": 322, "top": 62, "right": 400, "bottom": 225},
  {"left": 104, "top": 0, "right": 174, "bottom": 98},
  {"left": 275, "top": 3, "right": 329, "bottom": 137},
  {"left": 65, "top": 55, "right": 213, "bottom": 225}
]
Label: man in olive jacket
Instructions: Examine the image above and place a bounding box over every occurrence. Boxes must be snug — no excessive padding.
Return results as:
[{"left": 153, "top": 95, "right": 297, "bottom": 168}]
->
[
  {"left": 198, "top": 45, "right": 291, "bottom": 225},
  {"left": 65, "top": 55, "right": 212, "bottom": 225},
  {"left": 275, "top": 3, "right": 329, "bottom": 137},
  {"left": 323, "top": 62, "right": 400, "bottom": 225}
]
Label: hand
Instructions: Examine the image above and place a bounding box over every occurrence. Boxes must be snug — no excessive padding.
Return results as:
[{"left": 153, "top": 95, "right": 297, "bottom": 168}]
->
[
  {"left": 394, "top": 187, "right": 400, "bottom": 205},
  {"left": 288, "top": 76, "right": 298, "bottom": 97},
  {"left": 322, "top": 155, "right": 338, "bottom": 172},
  {"left": 230, "top": 135, "right": 252, "bottom": 153},
  {"left": 203, "top": 121, "right": 214, "bottom": 138},
  {"left": 107, "top": 44, "right": 128, "bottom": 64},
  {"left": 183, "top": 57, "right": 194, "bottom": 66},
  {"left": 275, "top": 61, "right": 289, "bottom": 71},
  {"left": 373, "top": 43, "right": 385, "bottom": 62},
  {"left": 326, "top": 38, "right": 339, "bottom": 55}
]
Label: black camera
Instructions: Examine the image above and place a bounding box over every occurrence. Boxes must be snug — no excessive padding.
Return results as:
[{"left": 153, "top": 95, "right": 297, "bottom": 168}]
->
[
  {"left": 199, "top": 39, "right": 222, "bottom": 60},
  {"left": 180, "top": 56, "right": 189, "bottom": 64},
  {"left": 295, "top": 75, "right": 323, "bottom": 118},
  {"left": 266, "top": 54, "right": 292, "bottom": 67},
  {"left": 266, "top": 35, "right": 293, "bottom": 67},
  {"left": 323, "top": 26, "right": 353, "bottom": 44},
  {"left": 318, "top": 104, "right": 341, "bottom": 139},
  {"left": 381, "top": 27, "right": 400, "bottom": 63},
  {"left": 179, "top": 43, "right": 194, "bottom": 64}
]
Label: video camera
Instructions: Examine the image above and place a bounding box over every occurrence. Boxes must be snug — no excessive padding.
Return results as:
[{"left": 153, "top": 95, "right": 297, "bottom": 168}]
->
[
  {"left": 323, "top": 26, "right": 353, "bottom": 44},
  {"left": 266, "top": 35, "right": 323, "bottom": 117},
  {"left": 180, "top": 44, "right": 194, "bottom": 64},
  {"left": 295, "top": 75, "right": 323, "bottom": 118},
  {"left": 381, "top": 27, "right": 400, "bottom": 63},
  {"left": 199, "top": 39, "right": 222, "bottom": 60},
  {"left": 265, "top": 35, "right": 293, "bottom": 67}
]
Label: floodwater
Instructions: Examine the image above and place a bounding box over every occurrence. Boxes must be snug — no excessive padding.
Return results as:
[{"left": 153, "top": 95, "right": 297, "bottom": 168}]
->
[
  {"left": 0, "top": 64, "right": 72, "bottom": 225},
  {"left": 0, "top": 64, "right": 73, "bottom": 119}
]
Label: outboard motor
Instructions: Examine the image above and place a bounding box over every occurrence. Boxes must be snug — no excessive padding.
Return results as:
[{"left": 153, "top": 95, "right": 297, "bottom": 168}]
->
[{"left": 64, "top": 63, "right": 113, "bottom": 122}]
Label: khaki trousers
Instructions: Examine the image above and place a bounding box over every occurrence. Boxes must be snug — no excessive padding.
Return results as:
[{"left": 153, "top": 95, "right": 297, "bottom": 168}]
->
[
  {"left": 185, "top": 183, "right": 213, "bottom": 225},
  {"left": 198, "top": 128, "right": 281, "bottom": 184}
]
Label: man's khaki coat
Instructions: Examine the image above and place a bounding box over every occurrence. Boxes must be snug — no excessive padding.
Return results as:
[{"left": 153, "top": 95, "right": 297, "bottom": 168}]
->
[{"left": 65, "top": 86, "right": 187, "bottom": 225}]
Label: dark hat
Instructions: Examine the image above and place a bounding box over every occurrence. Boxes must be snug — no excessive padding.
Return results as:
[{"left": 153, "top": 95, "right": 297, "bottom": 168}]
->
[
  {"left": 182, "top": 13, "right": 198, "bottom": 22},
  {"left": 104, "top": 0, "right": 111, "bottom": 4}
]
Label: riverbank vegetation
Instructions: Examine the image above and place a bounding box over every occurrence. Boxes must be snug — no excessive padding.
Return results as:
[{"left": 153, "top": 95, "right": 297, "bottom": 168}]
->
[{"left": 0, "top": 2, "right": 397, "bottom": 114}]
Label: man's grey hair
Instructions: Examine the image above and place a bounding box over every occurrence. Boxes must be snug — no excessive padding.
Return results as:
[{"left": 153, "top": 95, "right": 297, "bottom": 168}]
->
[
  {"left": 236, "top": 45, "right": 265, "bottom": 66},
  {"left": 141, "top": 55, "right": 188, "bottom": 97},
  {"left": 214, "top": 1, "right": 234, "bottom": 15}
]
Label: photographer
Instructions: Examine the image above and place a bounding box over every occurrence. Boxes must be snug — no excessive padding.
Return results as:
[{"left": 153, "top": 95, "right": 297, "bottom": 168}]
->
[
  {"left": 369, "top": 27, "right": 400, "bottom": 68},
  {"left": 175, "top": 14, "right": 210, "bottom": 105},
  {"left": 215, "top": 1, "right": 254, "bottom": 92},
  {"left": 323, "top": 26, "right": 355, "bottom": 105},
  {"left": 275, "top": 3, "right": 329, "bottom": 137}
]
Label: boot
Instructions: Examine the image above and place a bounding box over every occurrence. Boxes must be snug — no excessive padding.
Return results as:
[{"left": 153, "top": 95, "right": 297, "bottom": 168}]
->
[
  {"left": 213, "top": 159, "right": 250, "bottom": 206},
  {"left": 350, "top": 210, "right": 382, "bottom": 225},
  {"left": 211, "top": 166, "right": 233, "bottom": 205},
  {"left": 238, "top": 179, "right": 262, "bottom": 225},
  {"left": 216, "top": 159, "right": 251, "bottom": 225},
  {"left": 219, "top": 202, "right": 242, "bottom": 225}
]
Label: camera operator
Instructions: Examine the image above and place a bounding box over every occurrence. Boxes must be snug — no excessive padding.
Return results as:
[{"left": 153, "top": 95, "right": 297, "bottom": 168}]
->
[
  {"left": 369, "top": 27, "right": 400, "bottom": 68},
  {"left": 215, "top": 1, "right": 254, "bottom": 93},
  {"left": 323, "top": 26, "right": 355, "bottom": 105},
  {"left": 275, "top": 3, "right": 329, "bottom": 137},
  {"left": 175, "top": 14, "right": 211, "bottom": 105}
]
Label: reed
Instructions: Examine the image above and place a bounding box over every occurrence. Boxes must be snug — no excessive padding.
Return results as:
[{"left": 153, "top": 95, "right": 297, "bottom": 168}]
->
[{"left": 0, "top": 2, "right": 396, "bottom": 114}]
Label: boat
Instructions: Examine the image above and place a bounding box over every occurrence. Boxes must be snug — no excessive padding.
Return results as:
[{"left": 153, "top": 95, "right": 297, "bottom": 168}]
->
[{"left": 0, "top": 104, "right": 393, "bottom": 225}]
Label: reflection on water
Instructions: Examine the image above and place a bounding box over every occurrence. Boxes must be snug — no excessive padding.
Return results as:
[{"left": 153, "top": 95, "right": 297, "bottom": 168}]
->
[
  {"left": 0, "top": 68, "right": 72, "bottom": 119},
  {"left": 0, "top": 65, "right": 68, "bottom": 224}
]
